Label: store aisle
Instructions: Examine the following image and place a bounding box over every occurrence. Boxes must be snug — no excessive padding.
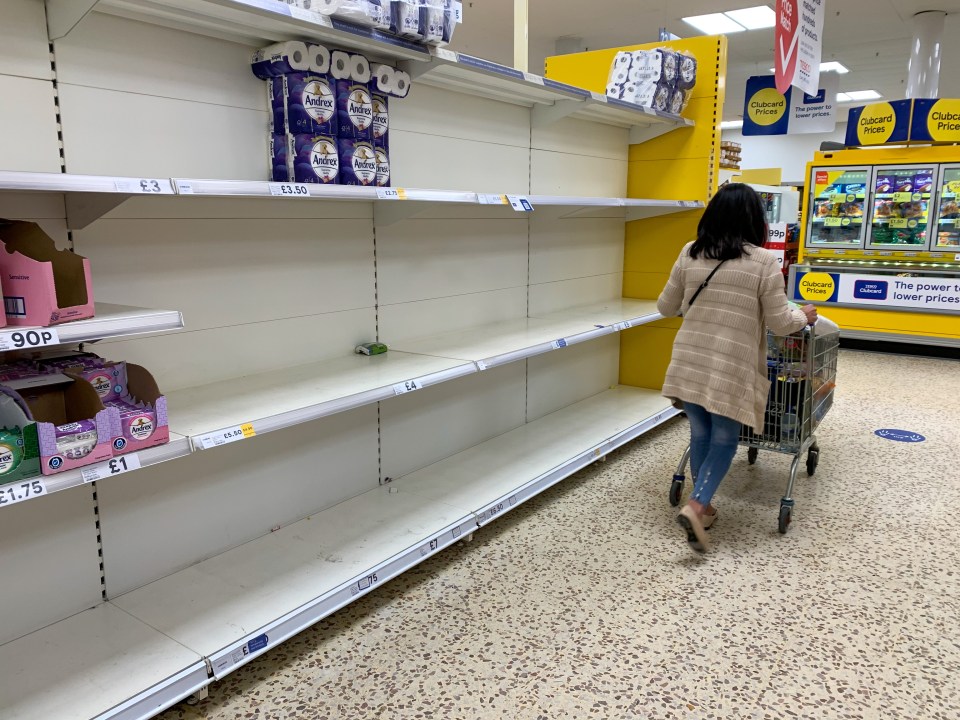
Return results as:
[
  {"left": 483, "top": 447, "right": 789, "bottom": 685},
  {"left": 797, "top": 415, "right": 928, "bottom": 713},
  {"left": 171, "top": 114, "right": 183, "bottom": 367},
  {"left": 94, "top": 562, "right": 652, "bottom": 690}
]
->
[{"left": 158, "top": 349, "right": 960, "bottom": 720}]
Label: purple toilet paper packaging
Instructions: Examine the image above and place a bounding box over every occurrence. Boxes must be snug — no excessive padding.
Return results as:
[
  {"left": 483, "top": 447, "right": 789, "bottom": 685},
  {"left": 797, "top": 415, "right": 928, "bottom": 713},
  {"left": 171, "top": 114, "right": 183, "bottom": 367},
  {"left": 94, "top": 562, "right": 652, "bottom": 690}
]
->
[
  {"left": 270, "top": 134, "right": 290, "bottom": 182},
  {"left": 338, "top": 139, "right": 378, "bottom": 186},
  {"left": 371, "top": 91, "right": 389, "bottom": 148},
  {"left": 375, "top": 145, "right": 390, "bottom": 187},
  {"left": 284, "top": 72, "right": 337, "bottom": 135},
  {"left": 269, "top": 77, "right": 285, "bottom": 134},
  {"left": 336, "top": 79, "right": 374, "bottom": 140},
  {"left": 291, "top": 133, "right": 340, "bottom": 184}
]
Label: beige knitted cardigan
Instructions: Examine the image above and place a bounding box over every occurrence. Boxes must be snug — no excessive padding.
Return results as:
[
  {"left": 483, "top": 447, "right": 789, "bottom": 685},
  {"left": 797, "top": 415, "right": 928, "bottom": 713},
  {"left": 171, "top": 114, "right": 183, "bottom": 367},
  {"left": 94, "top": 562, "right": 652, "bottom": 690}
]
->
[{"left": 656, "top": 242, "right": 807, "bottom": 432}]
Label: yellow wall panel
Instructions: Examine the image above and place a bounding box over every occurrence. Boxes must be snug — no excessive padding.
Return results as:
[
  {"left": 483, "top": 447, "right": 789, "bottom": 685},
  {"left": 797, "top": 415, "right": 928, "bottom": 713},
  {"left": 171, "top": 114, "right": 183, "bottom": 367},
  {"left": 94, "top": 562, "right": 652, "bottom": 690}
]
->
[
  {"left": 619, "top": 326, "right": 678, "bottom": 390},
  {"left": 819, "top": 307, "right": 960, "bottom": 340},
  {"left": 624, "top": 214, "right": 699, "bottom": 274}
]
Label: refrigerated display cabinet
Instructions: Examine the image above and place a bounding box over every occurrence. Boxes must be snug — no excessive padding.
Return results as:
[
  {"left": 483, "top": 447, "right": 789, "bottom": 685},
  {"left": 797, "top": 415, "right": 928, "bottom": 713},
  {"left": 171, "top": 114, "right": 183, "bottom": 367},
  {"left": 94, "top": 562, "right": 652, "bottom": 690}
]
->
[
  {"left": 866, "top": 164, "right": 935, "bottom": 249},
  {"left": 805, "top": 166, "right": 870, "bottom": 249},
  {"left": 932, "top": 163, "right": 960, "bottom": 249}
]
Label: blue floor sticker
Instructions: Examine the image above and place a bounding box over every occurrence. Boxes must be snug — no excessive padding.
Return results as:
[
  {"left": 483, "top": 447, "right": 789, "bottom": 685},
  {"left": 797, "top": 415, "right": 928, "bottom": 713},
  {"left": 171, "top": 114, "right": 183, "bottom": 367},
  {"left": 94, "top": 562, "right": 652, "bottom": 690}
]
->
[{"left": 875, "top": 429, "right": 926, "bottom": 443}]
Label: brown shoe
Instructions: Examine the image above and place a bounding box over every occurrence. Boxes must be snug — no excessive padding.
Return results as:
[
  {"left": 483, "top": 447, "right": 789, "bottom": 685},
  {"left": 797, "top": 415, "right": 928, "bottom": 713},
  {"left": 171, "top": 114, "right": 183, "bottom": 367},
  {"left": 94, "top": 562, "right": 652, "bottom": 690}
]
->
[
  {"left": 702, "top": 508, "right": 717, "bottom": 530},
  {"left": 677, "top": 505, "right": 709, "bottom": 553}
]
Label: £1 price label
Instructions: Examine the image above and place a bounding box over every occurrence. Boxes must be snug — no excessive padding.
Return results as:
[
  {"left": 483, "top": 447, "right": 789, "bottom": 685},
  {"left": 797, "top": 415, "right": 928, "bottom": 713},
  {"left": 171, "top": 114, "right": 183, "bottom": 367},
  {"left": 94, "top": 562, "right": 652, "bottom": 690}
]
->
[
  {"left": 0, "top": 479, "right": 47, "bottom": 507},
  {"left": 197, "top": 423, "right": 256, "bottom": 450},
  {"left": 393, "top": 379, "right": 423, "bottom": 395},
  {"left": 269, "top": 182, "right": 310, "bottom": 198},
  {"left": 0, "top": 328, "right": 61, "bottom": 352},
  {"left": 81, "top": 453, "right": 142, "bottom": 484}
]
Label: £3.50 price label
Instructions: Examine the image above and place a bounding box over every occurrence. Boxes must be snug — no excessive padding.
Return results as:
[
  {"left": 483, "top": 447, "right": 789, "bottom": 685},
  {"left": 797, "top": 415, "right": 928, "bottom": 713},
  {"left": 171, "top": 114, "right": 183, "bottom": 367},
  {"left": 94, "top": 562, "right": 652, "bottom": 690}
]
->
[
  {"left": 269, "top": 183, "right": 311, "bottom": 197},
  {"left": 0, "top": 328, "right": 61, "bottom": 352},
  {"left": 393, "top": 379, "right": 423, "bottom": 395},
  {"left": 81, "top": 453, "right": 142, "bottom": 484},
  {"left": 0, "top": 479, "right": 47, "bottom": 507},
  {"left": 196, "top": 423, "right": 256, "bottom": 450}
]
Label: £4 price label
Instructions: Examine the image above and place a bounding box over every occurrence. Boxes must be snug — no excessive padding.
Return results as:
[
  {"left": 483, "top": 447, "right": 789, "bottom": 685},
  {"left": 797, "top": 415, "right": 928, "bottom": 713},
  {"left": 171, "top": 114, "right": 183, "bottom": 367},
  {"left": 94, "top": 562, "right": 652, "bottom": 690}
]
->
[
  {"left": 269, "top": 183, "right": 310, "bottom": 197},
  {"left": 0, "top": 479, "right": 47, "bottom": 507},
  {"left": 0, "top": 328, "right": 61, "bottom": 352},
  {"left": 197, "top": 423, "right": 256, "bottom": 450},
  {"left": 393, "top": 379, "right": 423, "bottom": 395}
]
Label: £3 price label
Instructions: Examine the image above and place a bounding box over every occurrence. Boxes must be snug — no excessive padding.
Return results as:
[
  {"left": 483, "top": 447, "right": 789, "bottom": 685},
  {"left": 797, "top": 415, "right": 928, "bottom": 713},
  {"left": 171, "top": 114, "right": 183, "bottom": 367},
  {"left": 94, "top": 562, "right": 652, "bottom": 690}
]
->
[
  {"left": 0, "top": 328, "right": 61, "bottom": 352},
  {"left": 0, "top": 479, "right": 47, "bottom": 507},
  {"left": 81, "top": 453, "right": 142, "bottom": 484},
  {"left": 269, "top": 183, "right": 310, "bottom": 197},
  {"left": 393, "top": 379, "right": 423, "bottom": 395},
  {"left": 196, "top": 423, "right": 256, "bottom": 450},
  {"left": 115, "top": 178, "right": 168, "bottom": 193}
]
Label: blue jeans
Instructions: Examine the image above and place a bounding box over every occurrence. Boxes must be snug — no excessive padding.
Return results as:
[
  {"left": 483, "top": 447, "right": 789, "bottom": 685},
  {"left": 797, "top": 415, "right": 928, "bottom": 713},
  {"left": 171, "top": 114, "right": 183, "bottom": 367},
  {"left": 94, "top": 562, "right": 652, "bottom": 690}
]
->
[{"left": 684, "top": 402, "right": 740, "bottom": 508}]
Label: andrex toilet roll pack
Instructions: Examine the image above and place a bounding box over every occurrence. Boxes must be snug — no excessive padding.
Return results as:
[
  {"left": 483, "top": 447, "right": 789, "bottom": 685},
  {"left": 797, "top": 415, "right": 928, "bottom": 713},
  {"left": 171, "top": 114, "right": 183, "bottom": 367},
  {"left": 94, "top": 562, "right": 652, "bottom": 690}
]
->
[{"left": 606, "top": 48, "right": 698, "bottom": 115}]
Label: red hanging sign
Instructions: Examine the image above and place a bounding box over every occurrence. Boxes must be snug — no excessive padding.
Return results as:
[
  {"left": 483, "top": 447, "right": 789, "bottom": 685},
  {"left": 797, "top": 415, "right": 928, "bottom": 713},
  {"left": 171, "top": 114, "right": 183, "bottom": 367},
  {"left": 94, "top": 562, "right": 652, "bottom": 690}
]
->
[{"left": 775, "top": 0, "right": 800, "bottom": 95}]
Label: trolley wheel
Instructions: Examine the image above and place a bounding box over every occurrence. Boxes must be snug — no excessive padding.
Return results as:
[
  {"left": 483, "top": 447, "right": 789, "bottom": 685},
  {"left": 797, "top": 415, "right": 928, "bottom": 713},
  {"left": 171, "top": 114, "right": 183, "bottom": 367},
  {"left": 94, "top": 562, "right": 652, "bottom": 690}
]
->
[
  {"left": 669, "top": 476, "right": 684, "bottom": 507},
  {"left": 806, "top": 448, "right": 819, "bottom": 477},
  {"left": 778, "top": 504, "right": 792, "bottom": 534},
  {"left": 747, "top": 447, "right": 759, "bottom": 465}
]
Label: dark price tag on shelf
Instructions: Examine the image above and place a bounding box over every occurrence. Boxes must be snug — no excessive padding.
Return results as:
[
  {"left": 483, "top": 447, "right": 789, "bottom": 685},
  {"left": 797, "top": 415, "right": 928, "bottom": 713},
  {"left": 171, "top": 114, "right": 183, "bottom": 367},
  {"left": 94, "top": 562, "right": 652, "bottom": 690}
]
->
[{"left": 0, "top": 328, "right": 61, "bottom": 352}]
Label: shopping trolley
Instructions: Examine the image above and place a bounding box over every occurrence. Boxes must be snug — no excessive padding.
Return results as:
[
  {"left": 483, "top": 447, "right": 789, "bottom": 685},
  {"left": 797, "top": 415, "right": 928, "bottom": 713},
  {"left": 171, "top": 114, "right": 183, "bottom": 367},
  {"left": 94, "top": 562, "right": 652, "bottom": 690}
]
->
[{"left": 668, "top": 316, "right": 840, "bottom": 533}]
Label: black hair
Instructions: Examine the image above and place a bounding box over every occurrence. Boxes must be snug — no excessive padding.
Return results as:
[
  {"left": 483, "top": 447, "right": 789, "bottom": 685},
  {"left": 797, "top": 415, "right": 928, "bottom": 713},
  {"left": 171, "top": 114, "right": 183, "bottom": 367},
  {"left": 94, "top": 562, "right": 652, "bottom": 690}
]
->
[{"left": 689, "top": 183, "right": 768, "bottom": 260}]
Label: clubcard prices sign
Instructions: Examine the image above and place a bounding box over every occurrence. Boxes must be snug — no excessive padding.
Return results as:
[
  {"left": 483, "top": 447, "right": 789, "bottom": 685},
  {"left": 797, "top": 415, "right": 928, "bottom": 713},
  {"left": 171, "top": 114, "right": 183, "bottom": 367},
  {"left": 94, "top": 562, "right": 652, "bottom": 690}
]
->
[
  {"left": 776, "top": 0, "right": 824, "bottom": 96},
  {"left": 743, "top": 74, "right": 838, "bottom": 136},
  {"left": 793, "top": 270, "right": 960, "bottom": 314}
]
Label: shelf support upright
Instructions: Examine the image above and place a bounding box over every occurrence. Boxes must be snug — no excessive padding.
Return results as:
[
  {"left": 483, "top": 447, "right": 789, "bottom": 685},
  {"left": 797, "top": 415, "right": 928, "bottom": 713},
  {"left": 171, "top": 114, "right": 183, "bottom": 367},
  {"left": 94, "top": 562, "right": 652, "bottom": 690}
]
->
[{"left": 514, "top": 0, "right": 528, "bottom": 72}]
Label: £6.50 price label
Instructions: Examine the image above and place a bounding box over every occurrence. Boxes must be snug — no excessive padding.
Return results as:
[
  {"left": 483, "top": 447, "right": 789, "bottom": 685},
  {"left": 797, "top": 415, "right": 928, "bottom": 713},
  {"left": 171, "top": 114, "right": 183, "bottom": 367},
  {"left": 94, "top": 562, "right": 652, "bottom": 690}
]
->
[
  {"left": 393, "top": 379, "right": 423, "bottom": 395},
  {"left": 0, "top": 479, "right": 47, "bottom": 507},
  {"left": 81, "top": 453, "right": 142, "bottom": 484},
  {"left": 269, "top": 182, "right": 311, "bottom": 197},
  {"left": 196, "top": 423, "right": 256, "bottom": 450},
  {"left": 0, "top": 328, "right": 61, "bottom": 352}
]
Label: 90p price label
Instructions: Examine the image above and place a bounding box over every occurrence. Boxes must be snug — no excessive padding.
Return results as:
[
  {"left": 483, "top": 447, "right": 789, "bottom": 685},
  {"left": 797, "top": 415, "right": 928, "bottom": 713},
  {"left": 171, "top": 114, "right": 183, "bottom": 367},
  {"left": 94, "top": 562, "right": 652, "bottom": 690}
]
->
[
  {"left": 0, "top": 328, "right": 61, "bottom": 352},
  {"left": 269, "top": 183, "right": 311, "bottom": 197}
]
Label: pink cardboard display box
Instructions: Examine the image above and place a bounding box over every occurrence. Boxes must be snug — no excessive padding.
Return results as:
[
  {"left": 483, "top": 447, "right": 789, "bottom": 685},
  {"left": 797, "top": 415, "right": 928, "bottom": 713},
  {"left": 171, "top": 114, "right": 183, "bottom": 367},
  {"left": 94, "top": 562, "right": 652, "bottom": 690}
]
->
[{"left": 0, "top": 220, "right": 95, "bottom": 327}]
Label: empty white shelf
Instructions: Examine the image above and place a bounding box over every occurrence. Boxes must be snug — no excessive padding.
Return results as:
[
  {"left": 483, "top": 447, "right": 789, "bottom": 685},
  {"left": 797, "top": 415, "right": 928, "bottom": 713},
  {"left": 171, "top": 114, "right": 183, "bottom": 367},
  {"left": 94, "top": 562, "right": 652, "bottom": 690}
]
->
[
  {"left": 0, "top": 602, "right": 206, "bottom": 720},
  {"left": 392, "top": 299, "right": 661, "bottom": 368},
  {"left": 166, "top": 352, "right": 475, "bottom": 448},
  {"left": 110, "top": 386, "right": 677, "bottom": 683},
  {"left": 35, "top": 303, "right": 183, "bottom": 345}
]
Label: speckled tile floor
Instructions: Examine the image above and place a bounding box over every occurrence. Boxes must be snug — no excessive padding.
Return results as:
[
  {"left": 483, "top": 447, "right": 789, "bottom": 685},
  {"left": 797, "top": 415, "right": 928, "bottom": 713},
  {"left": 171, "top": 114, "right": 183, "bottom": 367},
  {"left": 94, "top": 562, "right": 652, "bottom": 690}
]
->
[{"left": 157, "top": 349, "right": 960, "bottom": 720}]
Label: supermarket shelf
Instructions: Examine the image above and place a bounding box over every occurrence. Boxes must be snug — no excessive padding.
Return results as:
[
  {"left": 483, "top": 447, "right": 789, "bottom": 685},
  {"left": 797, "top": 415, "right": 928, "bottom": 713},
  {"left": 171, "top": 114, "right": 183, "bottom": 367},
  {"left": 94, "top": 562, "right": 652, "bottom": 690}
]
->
[
  {"left": 393, "top": 299, "right": 662, "bottom": 368},
  {"left": 111, "top": 386, "right": 677, "bottom": 680},
  {"left": 55, "top": 0, "right": 431, "bottom": 61},
  {"left": 525, "top": 195, "right": 703, "bottom": 220},
  {"left": 0, "top": 602, "right": 206, "bottom": 720},
  {"left": 22, "top": 302, "right": 184, "bottom": 345}
]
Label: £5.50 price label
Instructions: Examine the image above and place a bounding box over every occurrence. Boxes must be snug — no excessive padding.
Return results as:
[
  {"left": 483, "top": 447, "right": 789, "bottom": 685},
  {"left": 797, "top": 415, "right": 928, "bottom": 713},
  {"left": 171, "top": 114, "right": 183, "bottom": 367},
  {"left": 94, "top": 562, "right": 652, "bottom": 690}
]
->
[
  {"left": 0, "top": 328, "right": 61, "bottom": 352},
  {"left": 269, "top": 182, "right": 311, "bottom": 197},
  {"left": 0, "top": 479, "right": 47, "bottom": 507},
  {"left": 81, "top": 453, "right": 142, "bottom": 484},
  {"left": 393, "top": 379, "right": 423, "bottom": 395},
  {"left": 196, "top": 423, "right": 256, "bottom": 450}
]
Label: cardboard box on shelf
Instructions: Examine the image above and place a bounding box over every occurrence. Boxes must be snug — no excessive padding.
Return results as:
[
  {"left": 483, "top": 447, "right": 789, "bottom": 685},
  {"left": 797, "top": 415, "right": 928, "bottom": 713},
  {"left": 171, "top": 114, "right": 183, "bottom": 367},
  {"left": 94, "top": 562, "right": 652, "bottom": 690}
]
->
[
  {"left": 0, "top": 387, "right": 41, "bottom": 485},
  {"left": 0, "top": 220, "right": 95, "bottom": 327}
]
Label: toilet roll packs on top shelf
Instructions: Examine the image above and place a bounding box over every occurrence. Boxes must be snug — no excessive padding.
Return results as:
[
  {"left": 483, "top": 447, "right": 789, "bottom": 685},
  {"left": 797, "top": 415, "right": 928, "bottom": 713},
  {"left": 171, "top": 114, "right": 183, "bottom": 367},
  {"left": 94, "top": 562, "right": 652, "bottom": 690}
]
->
[
  {"left": 251, "top": 41, "right": 411, "bottom": 188},
  {"left": 606, "top": 48, "right": 697, "bottom": 115},
  {"left": 281, "top": 0, "right": 460, "bottom": 46}
]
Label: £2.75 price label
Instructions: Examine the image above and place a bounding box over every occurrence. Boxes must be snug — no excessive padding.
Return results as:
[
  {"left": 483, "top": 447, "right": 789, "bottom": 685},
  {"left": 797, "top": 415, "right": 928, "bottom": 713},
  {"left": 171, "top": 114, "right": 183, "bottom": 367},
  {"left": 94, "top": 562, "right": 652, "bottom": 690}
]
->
[
  {"left": 0, "top": 328, "right": 61, "bottom": 352},
  {"left": 196, "top": 423, "right": 256, "bottom": 450},
  {"left": 0, "top": 479, "right": 47, "bottom": 507}
]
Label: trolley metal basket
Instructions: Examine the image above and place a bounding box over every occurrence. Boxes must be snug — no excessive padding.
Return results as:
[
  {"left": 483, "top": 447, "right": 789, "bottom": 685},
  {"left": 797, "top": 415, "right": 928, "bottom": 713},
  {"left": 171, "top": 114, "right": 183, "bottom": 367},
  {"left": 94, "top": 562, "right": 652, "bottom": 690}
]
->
[{"left": 668, "top": 315, "right": 840, "bottom": 533}]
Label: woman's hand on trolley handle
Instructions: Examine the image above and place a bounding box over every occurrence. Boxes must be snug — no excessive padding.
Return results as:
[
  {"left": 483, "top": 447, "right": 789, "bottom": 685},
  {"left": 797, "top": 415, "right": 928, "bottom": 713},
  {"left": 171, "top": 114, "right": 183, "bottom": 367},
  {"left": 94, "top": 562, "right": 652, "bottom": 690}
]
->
[{"left": 801, "top": 304, "right": 818, "bottom": 325}]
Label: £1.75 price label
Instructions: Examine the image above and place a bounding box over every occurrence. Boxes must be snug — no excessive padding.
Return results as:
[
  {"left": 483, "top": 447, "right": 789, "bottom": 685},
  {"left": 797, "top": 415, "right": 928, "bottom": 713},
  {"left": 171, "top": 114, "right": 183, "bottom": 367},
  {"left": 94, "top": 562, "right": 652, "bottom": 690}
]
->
[
  {"left": 0, "top": 328, "right": 61, "bottom": 352},
  {"left": 0, "top": 479, "right": 47, "bottom": 507},
  {"left": 196, "top": 423, "right": 256, "bottom": 450}
]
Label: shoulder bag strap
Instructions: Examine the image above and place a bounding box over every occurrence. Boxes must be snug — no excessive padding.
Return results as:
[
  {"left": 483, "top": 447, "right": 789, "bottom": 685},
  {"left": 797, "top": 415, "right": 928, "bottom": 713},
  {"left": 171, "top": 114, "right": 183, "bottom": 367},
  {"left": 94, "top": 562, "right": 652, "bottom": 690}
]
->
[{"left": 686, "top": 260, "right": 727, "bottom": 310}]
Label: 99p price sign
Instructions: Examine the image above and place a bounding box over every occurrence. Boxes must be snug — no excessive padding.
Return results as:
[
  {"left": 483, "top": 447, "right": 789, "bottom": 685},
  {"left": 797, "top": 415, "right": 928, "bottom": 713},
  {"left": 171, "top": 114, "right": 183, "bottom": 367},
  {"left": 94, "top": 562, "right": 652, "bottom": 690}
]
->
[{"left": 0, "top": 328, "right": 61, "bottom": 352}]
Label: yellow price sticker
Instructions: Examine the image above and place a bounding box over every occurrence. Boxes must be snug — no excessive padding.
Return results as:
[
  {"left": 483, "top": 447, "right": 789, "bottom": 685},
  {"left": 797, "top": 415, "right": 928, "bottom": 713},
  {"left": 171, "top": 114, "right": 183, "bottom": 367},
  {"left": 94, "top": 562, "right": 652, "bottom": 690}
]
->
[
  {"left": 824, "top": 217, "right": 843, "bottom": 227},
  {"left": 241, "top": 423, "right": 256, "bottom": 438},
  {"left": 892, "top": 192, "right": 913, "bottom": 203},
  {"left": 889, "top": 218, "right": 908, "bottom": 228},
  {"left": 829, "top": 194, "right": 847, "bottom": 203}
]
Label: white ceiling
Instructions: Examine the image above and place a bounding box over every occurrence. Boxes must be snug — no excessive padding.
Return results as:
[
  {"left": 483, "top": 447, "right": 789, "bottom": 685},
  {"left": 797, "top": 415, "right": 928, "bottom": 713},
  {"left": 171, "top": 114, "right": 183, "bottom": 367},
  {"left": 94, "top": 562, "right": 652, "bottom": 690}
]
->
[{"left": 450, "top": 0, "right": 960, "bottom": 122}]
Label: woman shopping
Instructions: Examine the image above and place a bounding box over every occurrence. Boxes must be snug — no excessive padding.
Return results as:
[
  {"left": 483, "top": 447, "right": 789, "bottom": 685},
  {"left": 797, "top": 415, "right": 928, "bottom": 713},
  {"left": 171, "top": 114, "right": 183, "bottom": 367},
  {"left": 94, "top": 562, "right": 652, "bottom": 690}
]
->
[{"left": 656, "top": 183, "right": 817, "bottom": 554}]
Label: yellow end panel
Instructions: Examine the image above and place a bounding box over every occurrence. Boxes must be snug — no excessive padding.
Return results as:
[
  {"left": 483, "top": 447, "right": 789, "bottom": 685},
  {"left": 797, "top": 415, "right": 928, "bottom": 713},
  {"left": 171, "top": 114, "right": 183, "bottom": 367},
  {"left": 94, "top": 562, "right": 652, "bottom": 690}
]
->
[
  {"left": 624, "top": 214, "right": 699, "bottom": 275},
  {"left": 823, "top": 307, "right": 960, "bottom": 339},
  {"left": 628, "top": 159, "right": 714, "bottom": 201},
  {"left": 619, "top": 326, "right": 678, "bottom": 390}
]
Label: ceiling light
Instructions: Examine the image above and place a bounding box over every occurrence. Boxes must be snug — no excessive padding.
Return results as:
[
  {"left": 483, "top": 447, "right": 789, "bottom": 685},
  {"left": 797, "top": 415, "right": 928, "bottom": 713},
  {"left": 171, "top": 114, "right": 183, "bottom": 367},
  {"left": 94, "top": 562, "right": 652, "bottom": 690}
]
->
[
  {"left": 724, "top": 5, "right": 776, "bottom": 30},
  {"left": 820, "top": 61, "right": 849, "bottom": 74},
  {"left": 842, "top": 90, "right": 882, "bottom": 101},
  {"left": 720, "top": 120, "right": 744, "bottom": 129},
  {"left": 682, "top": 12, "right": 746, "bottom": 35}
]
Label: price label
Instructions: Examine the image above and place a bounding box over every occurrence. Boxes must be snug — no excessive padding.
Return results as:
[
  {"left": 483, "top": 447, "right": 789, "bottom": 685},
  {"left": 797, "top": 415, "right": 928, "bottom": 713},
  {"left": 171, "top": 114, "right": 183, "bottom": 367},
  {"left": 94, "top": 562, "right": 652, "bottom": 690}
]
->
[
  {"left": 175, "top": 181, "right": 194, "bottom": 194},
  {"left": 889, "top": 218, "right": 909, "bottom": 228},
  {"left": 289, "top": 7, "right": 332, "bottom": 26},
  {"left": 590, "top": 91, "right": 607, "bottom": 103},
  {"left": 478, "top": 194, "right": 509, "bottom": 205},
  {"left": 196, "top": 423, "right": 256, "bottom": 450},
  {"left": 475, "top": 360, "right": 488, "bottom": 371},
  {"left": 679, "top": 201, "right": 700, "bottom": 208},
  {"left": 81, "top": 453, "right": 142, "bottom": 483},
  {"left": 115, "top": 179, "right": 167, "bottom": 193},
  {"left": 955, "top": 253, "right": 960, "bottom": 261},
  {"left": 833, "top": 250, "right": 846, "bottom": 255},
  {"left": 829, "top": 194, "right": 847, "bottom": 203},
  {"left": 506, "top": 195, "right": 533, "bottom": 212},
  {"left": 484, "top": 501, "right": 505, "bottom": 520},
  {"left": 352, "top": 572, "right": 380, "bottom": 595},
  {"left": 269, "top": 183, "right": 310, "bottom": 197},
  {"left": 393, "top": 379, "right": 423, "bottom": 395},
  {"left": 0, "top": 328, "right": 61, "bottom": 352},
  {"left": 551, "top": 338, "right": 568, "bottom": 349},
  {"left": 376, "top": 187, "right": 407, "bottom": 200},
  {"left": 612, "top": 320, "right": 632, "bottom": 331},
  {"left": 901, "top": 251, "right": 919, "bottom": 257},
  {"left": 0, "top": 479, "right": 47, "bottom": 507},
  {"left": 433, "top": 48, "right": 458, "bottom": 62},
  {"left": 892, "top": 192, "right": 913, "bottom": 203},
  {"left": 824, "top": 217, "right": 843, "bottom": 227},
  {"left": 523, "top": 72, "right": 545, "bottom": 86},
  {"left": 454, "top": 0, "right": 463, "bottom": 23},
  {"left": 419, "top": 537, "right": 440, "bottom": 556}
]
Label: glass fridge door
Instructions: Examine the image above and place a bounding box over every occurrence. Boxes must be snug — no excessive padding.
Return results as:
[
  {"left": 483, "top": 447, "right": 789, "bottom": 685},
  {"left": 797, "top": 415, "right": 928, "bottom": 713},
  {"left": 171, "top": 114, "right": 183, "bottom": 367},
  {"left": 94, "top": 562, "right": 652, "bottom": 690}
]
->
[
  {"left": 806, "top": 166, "right": 870, "bottom": 249},
  {"left": 932, "top": 164, "right": 960, "bottom": 250},
  {"left": 866, "top": 165, "right": 935, "bottom": 249}
]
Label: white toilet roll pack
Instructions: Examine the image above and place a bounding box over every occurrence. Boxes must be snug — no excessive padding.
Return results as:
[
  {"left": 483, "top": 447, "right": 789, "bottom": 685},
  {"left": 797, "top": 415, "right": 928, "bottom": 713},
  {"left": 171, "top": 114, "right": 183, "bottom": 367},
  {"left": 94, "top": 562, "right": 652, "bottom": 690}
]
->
[{"left": 606, "top": 48, "right": 697, "bottom": 114}]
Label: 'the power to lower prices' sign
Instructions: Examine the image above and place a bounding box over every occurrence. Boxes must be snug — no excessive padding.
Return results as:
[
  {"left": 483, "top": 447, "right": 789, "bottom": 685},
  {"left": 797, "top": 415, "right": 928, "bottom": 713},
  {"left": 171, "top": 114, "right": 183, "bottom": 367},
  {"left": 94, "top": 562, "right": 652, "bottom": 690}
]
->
[{"left": 792, "top": 270, "right": 960, "bottom": 313}]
